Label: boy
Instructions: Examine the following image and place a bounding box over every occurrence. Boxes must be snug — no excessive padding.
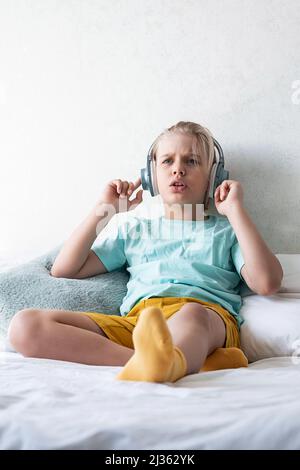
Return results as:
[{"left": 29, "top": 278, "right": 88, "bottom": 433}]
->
[{"left": 8, "top": 122, "right": 283, "bottom": 383}]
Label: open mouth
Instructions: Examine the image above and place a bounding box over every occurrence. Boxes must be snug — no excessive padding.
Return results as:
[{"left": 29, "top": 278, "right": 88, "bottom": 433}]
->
[{"left": 170, "top": 183, "right": 187, "bottom": 192}]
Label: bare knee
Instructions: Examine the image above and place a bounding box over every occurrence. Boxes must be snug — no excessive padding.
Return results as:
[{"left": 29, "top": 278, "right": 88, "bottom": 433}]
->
[
  {"left": 8, "top": 308, "right": 46, "bottom": 357},
  {"left": 175, "top": 303, "right": 211, "bottom": 329}
]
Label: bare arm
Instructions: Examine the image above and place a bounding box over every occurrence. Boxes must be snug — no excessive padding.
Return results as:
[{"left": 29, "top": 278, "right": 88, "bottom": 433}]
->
[
  {"left": 214, "top": 180, "right": 283, "bottom": 296},
  {"left": 50, "top": 177, "right": 143, "bottom": 279},
  {"left": 227, "top": 204, "right": 283, "bottom": 295},
  {"left": 50, "top": 203, "right": 112, "bottom": 278}
]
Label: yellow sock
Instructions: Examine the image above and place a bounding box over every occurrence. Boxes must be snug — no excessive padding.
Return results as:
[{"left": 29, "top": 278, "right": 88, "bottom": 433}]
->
[
  {"left": 116, "top": 306, "right": 187, "bottom": 383},
  {"left": 200, "top": 347, "right": 248, "bottom": 372}
]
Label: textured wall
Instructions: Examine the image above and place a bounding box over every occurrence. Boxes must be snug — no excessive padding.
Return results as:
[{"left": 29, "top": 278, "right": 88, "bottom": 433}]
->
[{"left": 0, "top": 0, "right": 299, "bottom": 263}]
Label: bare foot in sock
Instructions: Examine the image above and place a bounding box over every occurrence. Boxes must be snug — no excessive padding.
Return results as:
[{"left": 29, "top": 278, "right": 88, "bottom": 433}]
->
[
  {"left": 200, "top": 347, "right": 248, "bottom": 372},
  {"left": 116, "top": 306, "right": 187, "bottom": 383}
]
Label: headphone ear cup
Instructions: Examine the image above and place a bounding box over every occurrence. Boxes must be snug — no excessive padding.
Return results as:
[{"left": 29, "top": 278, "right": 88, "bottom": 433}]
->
[
  {"left": 140, "top": 168, "right": 149, "bottom": 191},
  {"left": 141, "top": 155, "right": 157, "bottom": 196},
  {"left": 150, "top": 158, "right": 159, "bottom": 196}
]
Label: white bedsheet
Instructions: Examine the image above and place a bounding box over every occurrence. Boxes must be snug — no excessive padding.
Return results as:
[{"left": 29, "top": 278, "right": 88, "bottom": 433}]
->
[
  {"left": 1, "top": 352, "right": 300, "bottom": 450},
  {"left": 1, "top": 254, "right": 300, "bottom": 450}
]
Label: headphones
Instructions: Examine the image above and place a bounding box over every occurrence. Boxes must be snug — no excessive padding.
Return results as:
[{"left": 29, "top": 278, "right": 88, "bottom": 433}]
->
[{"left": 140, "top": 137, "right": 229, "bottom": 210}]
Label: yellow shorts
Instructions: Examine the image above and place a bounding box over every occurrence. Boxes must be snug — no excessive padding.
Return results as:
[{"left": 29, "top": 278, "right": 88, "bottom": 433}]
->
[{"left": 82, "top": 296, "right": 241, "bottom": 350}]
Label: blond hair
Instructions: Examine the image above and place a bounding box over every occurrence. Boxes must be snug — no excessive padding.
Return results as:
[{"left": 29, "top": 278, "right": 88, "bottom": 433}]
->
[{"left": 151, "top": 121, "right": 215, "bottom": 174}]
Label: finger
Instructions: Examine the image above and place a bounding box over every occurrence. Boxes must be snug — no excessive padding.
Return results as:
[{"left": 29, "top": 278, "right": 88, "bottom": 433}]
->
[
  {"left": 132, "top": 177, "right": 142, "bottom": 190},
  {"left": 218, "top": 184, "right": 224, "bottom": 200},
  {"left": 127, "top": 182, "right": 134, "bottom": 196},
  {"left": 112, "top": 179, "right": 122, "bottom": 194},
  {"left": 214, "top": 186, "right": 220, "bottom": 199},
  {"left": 130, "top": 189, "right": 143, "bottom": 205},
  {"left": 120, "top": 181, "right": 129, "bottom": 198},
  {"left": 221, "top": 183, "right": 229, "bottom": 200}
]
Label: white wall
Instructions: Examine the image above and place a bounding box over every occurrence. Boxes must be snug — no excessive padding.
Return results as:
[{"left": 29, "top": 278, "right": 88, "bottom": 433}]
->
[{"left": 0, "top": 0, "right": 299, "bottom": 264}]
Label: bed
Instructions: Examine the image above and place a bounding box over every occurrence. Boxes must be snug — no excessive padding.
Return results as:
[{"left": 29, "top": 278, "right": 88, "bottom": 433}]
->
[{"left": 1, "top": 253, "right": 300, "bottom": 450}]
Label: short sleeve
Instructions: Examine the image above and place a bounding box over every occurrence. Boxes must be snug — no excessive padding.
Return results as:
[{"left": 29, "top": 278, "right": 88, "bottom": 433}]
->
[
  {"left": 91, "top": 217, "right": 127, "bottom": 272},
  {"left": 230, "top": 240, "right": 245, "bottom": 281}
]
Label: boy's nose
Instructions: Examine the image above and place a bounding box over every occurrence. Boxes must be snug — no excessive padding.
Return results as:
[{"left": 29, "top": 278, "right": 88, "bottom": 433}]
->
[{"left": 172, "top": 169, "right": 185, "bottom": 175}]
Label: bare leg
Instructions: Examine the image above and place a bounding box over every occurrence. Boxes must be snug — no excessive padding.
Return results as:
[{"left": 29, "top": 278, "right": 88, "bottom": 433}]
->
[
  {"left": 116, "top": 302, "right": 227, "bottom": 382},
  {"left": 166, "top": 303, "right": 226, "bottom": 374},
  {"left": 8, "top": 308, "right": 134, "bottom": 366},
  {"left": 9, "top": 303, "right": 225, "bottom": 373}
]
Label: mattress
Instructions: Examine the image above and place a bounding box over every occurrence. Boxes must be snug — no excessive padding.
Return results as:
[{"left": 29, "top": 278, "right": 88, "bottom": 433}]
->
[
  {"left": 1, "top": 352, "right": 300, "bottom": 450},
  {"left": 1, "top": 255, "right": 300, "bottom": 450}
]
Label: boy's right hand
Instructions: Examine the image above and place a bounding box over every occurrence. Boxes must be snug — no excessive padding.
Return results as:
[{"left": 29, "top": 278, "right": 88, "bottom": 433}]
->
[{"left": 98, "top": 177, "right": 144, "bottom": 213}]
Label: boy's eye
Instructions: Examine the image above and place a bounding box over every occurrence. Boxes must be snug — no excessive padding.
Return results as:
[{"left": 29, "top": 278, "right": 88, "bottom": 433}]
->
[{"left": 162, "top": 158, "right": 198, "bottom": 165}]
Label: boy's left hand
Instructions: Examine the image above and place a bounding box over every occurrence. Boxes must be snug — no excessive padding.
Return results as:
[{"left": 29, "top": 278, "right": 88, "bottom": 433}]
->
[{"left": 214, "top": 180, "right": 244, "bottom": 216}]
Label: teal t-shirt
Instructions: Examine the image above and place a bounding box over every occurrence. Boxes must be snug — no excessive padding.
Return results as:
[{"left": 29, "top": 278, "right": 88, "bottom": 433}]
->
[{"left": 91, "top": 214, "right": 246, "bottom": 329}]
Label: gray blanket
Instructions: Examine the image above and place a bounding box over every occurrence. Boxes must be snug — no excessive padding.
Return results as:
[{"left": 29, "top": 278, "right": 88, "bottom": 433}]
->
[{"left": 0, "top": 244, "right": 129, "bottom": 343}]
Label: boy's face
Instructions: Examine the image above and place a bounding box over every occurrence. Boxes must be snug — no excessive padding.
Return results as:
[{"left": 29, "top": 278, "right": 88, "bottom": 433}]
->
[{"left": 155, "top": 133, "right": 210, "bottom": 218}]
